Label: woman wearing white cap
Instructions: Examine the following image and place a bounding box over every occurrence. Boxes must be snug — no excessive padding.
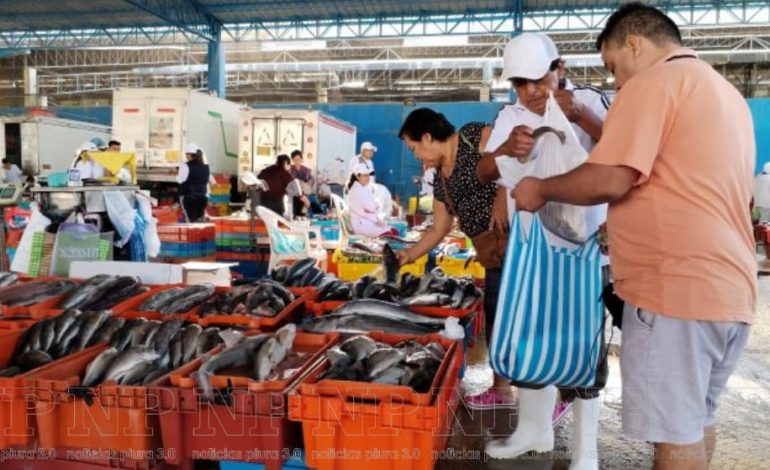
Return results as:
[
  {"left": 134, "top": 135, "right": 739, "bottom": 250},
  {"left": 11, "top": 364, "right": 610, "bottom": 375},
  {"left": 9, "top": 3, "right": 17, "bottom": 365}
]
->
[
  {"left": 72, "top": 141, "right": 108, "bottom": 180},
  {"left": 176, "top": 143, "right": 211, "bottom": 222},
  {"left": 348, "top": 141, "right": 377, "bottom": 184},
  {"left": 346, "top": 163, "right": 396, "bottom": 237}
]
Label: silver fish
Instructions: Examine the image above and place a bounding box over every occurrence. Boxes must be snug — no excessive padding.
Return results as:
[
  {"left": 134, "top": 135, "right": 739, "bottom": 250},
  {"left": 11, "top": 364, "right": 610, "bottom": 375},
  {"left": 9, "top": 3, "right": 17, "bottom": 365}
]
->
[
  {"left": 101, "top": 347, "right": 159, "bottom": 384},
  {"left": 366, "top": 348, "right": 405, "bottom": 379},
  {"left": 82, "top": 347, "right": 120, "bottom": 386}
]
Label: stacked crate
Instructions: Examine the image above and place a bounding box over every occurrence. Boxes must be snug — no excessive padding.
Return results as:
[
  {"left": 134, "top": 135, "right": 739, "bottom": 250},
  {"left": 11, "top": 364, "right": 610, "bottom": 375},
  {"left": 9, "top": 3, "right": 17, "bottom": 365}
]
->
[
  {"left": 213, "top": 217, "right": 271, "bottom": 278},
  {"left": 156, "top": 223, "right": 216, "bottom": 262},
  {"left": 208, "top": 174, "right": 232, "bottom": 217}
]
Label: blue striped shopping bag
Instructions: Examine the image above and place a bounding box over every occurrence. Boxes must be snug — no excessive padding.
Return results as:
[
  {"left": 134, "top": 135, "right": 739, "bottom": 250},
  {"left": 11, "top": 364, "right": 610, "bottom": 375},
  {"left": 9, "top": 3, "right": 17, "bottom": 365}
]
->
[{"left": 489, "top": 212, "right": 604, "bottom": 388}]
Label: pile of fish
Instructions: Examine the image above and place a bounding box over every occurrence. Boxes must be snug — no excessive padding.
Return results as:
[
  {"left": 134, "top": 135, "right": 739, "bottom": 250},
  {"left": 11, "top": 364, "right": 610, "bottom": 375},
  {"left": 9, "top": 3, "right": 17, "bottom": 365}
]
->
[
  {"left": 82, "top": 319, "right": 229, "bottom": 386},
  {"left": 0, "top": 280, "right": 76, "bottom": 307},
  {"left": 195, "top": 324, "right": 297, "bottom": 400},
  {"left": 0, "top": 272, "right": 19, "bottom": 288},
  {"left": 138, "top": 284, "right": 216, "bottom": 314},
  {"left": 58, "top": 275, "right": 148, "bottom": 311},
  {"left": 321, "top": 335, "right": 446, "bottom": 393},
  {"left": 198, "top": 280, "right": 295, "bottom": 318},
  {"left": 302, "top": 299, "right": 448, "bottom": 336},
  {"left": 315, "top": 269, "right": 482, "bottom": 310},
  {"left": 270, "top": 258, "right": 325, "bottom": 288},
  {"left": 0, "top": 309, "right": 121, "bottom": 376}
]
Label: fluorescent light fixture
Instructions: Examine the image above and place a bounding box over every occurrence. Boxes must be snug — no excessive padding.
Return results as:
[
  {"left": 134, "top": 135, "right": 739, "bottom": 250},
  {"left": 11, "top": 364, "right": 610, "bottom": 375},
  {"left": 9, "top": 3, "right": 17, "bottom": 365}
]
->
[
  {"left": 340, "top": 80, "right": 366, "bottom": 88},
  {"left": 492, "top": 79, "right": 510, "bottom": 90},
  {"left": 404, "top": 35, "right": 468, "bottom": 47},
  {"left": 605, "top": 76, "right": 615, "bottom": 84},
  {"left": 260, "top": 40, "right": 326, "bottom": 52}
]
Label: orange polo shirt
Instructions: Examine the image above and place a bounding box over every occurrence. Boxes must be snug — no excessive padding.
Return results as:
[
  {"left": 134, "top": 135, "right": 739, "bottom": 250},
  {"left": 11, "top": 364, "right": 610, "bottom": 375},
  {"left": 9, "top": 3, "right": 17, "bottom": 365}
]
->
[{"left": 588, "top": 48, "right": 757, "bottom": 323}]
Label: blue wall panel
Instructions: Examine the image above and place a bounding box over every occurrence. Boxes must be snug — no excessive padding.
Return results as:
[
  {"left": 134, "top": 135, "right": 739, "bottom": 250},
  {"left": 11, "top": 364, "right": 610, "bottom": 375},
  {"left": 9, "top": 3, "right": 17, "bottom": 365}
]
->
[
  {"left": 749, "top": 98, "right": 770, "bottom": 173},
  {"left": 255, "top": 101, "right": 504, "bottom": 202}
]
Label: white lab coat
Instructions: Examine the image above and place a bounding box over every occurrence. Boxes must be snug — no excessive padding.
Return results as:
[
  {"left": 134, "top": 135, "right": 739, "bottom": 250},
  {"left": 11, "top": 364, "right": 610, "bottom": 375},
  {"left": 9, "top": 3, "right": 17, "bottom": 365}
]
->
[
  {"left": 74, "top": 160, "right": 105, "bottom": 179},
  {"left": 2, "top": 164, "right": 23, "bottom": 184},
  {"left": 373, "top": 183, "right": 393, "bottom": 219},
  {"left": 347, "top": 181, "right": 388, "bottom": 237}
]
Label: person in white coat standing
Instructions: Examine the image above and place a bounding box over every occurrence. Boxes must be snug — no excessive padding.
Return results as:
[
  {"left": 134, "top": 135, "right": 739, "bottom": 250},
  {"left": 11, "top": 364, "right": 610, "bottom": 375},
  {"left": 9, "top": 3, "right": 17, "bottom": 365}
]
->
[{"left": 346, "top": 164, "right": 396, "bottom": 237}]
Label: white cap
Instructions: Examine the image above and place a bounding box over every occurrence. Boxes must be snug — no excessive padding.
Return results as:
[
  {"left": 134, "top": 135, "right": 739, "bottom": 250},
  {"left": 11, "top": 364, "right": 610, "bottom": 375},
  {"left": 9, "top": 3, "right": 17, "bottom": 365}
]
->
[
  {"left": 502, "top": 33, "right": 560, "bottom": 81},
  {"left": 185, "top": 143, "right": 201, "bottom": 154},
  {"left": 360, "top": 142, "right": 378, "bottom": 152},
  {"left": 79, "top": 141, "right": 98, "bottom": 153},
  {"left": 353, "top": 163, "right": 373, "bottom": 176},
  {"left": 763, "top": 162, "right": 770, "bottom": 174}
]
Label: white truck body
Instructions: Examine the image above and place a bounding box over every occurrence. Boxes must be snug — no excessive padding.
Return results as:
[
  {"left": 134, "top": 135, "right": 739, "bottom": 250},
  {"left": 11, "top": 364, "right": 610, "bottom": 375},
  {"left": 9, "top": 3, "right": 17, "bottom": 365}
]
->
[
  {"left": 112, "top": 88, "right": 241, "bottom": 182},
  {"left": 238, "top": 108, "right": 356, "bottom": 189},
  {"left": 0, "top": 115, "right": 110, "bottom": 177}
]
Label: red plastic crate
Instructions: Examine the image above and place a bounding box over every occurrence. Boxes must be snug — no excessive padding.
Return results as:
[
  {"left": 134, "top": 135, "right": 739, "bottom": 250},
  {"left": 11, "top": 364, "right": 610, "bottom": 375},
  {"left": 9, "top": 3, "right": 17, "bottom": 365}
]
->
[
  {"left": 154, "top": 332, "right": 338, "bottom": 470},
  {"left": 194, "top": 289, "right": 311, "bottom": 330},
  {"left": 157, "top": 223, "right": 215, "bottom": 243},
  {"left": 288, "top": 335, "right": 463, "bottom": 470}
]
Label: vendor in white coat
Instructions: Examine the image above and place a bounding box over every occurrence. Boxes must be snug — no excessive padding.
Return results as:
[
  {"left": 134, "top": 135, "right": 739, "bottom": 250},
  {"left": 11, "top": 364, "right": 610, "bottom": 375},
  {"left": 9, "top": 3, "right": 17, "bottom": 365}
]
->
[
  {"left": 73, "top": 141, "right": 108, "bottom": 179},
  {"left": 346, "top": 163, "right": 397, "bottom": 238}
]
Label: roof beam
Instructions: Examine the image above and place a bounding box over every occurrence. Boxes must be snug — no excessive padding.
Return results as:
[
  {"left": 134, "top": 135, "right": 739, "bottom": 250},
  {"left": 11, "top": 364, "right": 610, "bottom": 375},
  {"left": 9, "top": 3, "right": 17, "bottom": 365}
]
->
[{"left": 120, "top": 0, "right": 221, "bottom": 41}]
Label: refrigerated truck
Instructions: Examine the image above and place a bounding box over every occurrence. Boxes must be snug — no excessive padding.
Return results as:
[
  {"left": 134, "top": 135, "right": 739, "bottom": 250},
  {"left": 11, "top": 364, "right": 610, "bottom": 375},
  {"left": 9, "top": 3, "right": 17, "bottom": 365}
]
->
[
  {"left": 238, "top": 108, "right": 356, "bottom": 190},
  {"left": 112, "top": 88, "right": 241, "bottom": 183},
  {"left": 0, "top": 115, "right": 111, "bottom": 177}
]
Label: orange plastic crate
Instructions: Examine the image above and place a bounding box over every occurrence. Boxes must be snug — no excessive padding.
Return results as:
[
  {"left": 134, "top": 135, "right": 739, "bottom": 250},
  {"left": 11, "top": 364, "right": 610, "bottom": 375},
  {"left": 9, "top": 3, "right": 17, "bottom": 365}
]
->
[
  {"left": 156, "top": 223, "right": 215, "bottom": 243},
  {"left": 0, "top": 329, "right": 42, "bottom": 449},
  {"left": 194, "top": 289, "right": 311, "bottom": 330},
  {"left": 288, "top": 337, "right": 463, "bottom": 470},
  {"left": 155, "top": 332, "right": 338, "bottom": 470}
]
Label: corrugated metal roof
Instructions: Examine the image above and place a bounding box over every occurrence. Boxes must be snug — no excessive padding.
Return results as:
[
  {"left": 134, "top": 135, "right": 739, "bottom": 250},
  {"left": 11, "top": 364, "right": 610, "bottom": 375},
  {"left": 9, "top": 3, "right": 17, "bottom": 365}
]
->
[{"left": 0, "top": 0, "right": 729, "bottom": 32}]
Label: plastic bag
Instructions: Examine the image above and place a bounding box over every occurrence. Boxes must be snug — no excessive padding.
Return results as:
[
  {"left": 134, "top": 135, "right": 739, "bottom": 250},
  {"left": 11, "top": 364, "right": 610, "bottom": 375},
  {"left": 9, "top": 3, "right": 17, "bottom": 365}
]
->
[
  {"left": 440, "top": 317, "right": 465, "bottom": 340},
  {"left": 10, "top": 204, "right": 51, "bottom": 274},
  {"left": 136, "top": 195, "right": 160, "bottom": 258},
  {"left": 531, "top": 92, "right": 591, "bottom": 243},
  {"left": 103, "top": 191, "right": 136, "bottom": 248}
]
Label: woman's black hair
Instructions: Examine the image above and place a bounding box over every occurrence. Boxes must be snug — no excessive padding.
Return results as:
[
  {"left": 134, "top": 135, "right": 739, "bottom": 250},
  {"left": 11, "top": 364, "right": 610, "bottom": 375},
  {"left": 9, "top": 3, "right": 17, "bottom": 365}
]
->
[
  {"left": 276, "top": 154, "right": 291, "bottom": 166},
  {"left": 398, "top": 108, "right": 456, "bottom": 143},
  {"left": 346, "top": 173, "right": 358, "bottom": 191},
  {"left": 189, "top": 150, "right": 203, "bottom": 162}
]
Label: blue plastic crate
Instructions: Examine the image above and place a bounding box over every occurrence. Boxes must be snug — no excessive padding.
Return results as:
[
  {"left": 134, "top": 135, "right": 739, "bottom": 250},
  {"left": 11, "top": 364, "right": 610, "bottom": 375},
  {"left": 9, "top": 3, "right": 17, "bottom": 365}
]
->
[
  {"left": 220, "top": 451, "right": 309, "bottom": 470},
  {"left": 230, "top": 260, "right": 269, "bottom": 279},
  {"left": 388, "top": 220, "right": 408, "bottom": 237}
]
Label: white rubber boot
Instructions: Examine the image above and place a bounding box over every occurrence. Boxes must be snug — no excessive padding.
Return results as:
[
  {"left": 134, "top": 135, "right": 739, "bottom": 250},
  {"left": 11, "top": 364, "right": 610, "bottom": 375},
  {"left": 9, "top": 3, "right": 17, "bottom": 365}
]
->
[
  {"left": 568, "top": 397, "right": 601, "bottom": 470},
  {"left": 485, "top": 386, "right": 557, "bottom": 459}
]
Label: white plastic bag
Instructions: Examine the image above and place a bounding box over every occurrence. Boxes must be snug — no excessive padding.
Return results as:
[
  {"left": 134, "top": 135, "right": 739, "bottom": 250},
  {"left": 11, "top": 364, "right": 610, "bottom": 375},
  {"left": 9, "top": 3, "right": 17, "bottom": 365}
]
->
[
  {"left": 531, "top": 92, "right": 591, "bottom": 243},
  {"left": 10, "top": 203, "right": 50, "bottom": 274},
  {"left": 136, "top": 195, "right": 160, "bottom": 258},
  {"left": 103, "top": 191, "right": 136, "bottom": 248}
]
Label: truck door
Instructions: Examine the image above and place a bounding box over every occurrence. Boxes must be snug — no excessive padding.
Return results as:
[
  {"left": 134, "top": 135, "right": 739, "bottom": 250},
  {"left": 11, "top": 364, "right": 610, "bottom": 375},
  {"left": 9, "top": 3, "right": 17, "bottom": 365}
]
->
[
  {"left": 146, "top": 97, "right": 186, "bottom": 167},
  {"left": 276, "top": 117, "right": 305, "bottom": 158}
]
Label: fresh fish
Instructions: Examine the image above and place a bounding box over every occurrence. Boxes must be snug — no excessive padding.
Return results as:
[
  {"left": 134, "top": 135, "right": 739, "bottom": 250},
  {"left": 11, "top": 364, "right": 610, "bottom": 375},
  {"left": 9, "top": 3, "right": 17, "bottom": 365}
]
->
[
  {"left": 0, "top": 366, "right": 22, "bottom": 377},
  {"left": 425, "top": 342, "right": 447, "bottom": 361},
  {"left": 109, "top": 318, "right": 146, "bottom": 352},
  {"left": 406, "top": 350, "right": 442, "bottom": 369},
  {"left": 130, "top": 321, "right": 158, "bottom": 348},
  {"left": 275, "top": 324, "right": 296, "bottom": 350},
  {"left": 331, "top": 299, "right": 446, "bottom": 326},
  {"left": 169, "top": 331, "right": 184, "bottom": 369},
  {"left": 139, "top": 287, "right": 185, "bottom": 312},
  {"left": 285, "top": 258, "right": 316, "bottom": 285},
  {"left": 195, "top": 327, "right": 222, "bottom": 357},
  {"left": 256, "top": 280, "right": 295, "bottom": 305},
  {"left": 141, "top": 368, "right": 169, "bottom": 385},
  {"left": 326, "top": 347, "right": 352, "bottom": 368},
  {"left": 196, "top": 334, "right": 270, "bottom": 400},
  {"left": 39, "top": 318, "right": 57, "bottom": 353},
  {"left": 5, "top": 280, "right": 76, "bottom": 307},
  {"left": 58, "top": 275, "right": 112, "bottom": 309},
  {"left": 142, "top": 322, "right": 162, "bottom": 348},
  {"left": 395, "top": 340, "right": 426, "bottom": 357},
  {"left": 101, "top": 346, "right": 160, "bottom": 384},
  {"left": 153, "top": 319, "right": 184, "bottom": 356},
  {"left": 82, "top": 347, "right": 120, "bottom": 386},
  {"left": 162, "top": 284, "right": 215, "bottom": 314},
  {"left": 382, "top": 244, "right": 400, "bottom": 285},
  {"left": 339, "top": 335, "right": 377, "bottom": 362},
  {"left": 51, "top": 319, "right": 82, "bottom": 358},
  {"left": 460, "top": 295, "right": 478, "bottom": 309},
  {"left": 302, "top": 313, "right": 440, "bottom": 336},
  {"left": 22, "top": 320, "right": 46, "bottom": 353},
  {"left": 88, "top": 277, "right": 143, "bottom": 310},
  {"left": 271, "top": 265, "right": 289, "bottom": 283},
  {"left": 73, "top": 276, "right": 136, "bottom": 311},
  {"left": 180, "top": 324, "right": 203, "bottom": 364},
  {"left": 119, "top": 361, "right": 157, "bottom": 385},
  {"left": 365, "top": 348, "right": 405, "bottom": 379},
  {"left": 73, "top": 310, "right": 111, "bottom": 351},
  {"left": 0, "top": 272, "right": 19, "bottom": 287},
  {"left": 400, "top": 293, "right": 453, "bottom": 307},
  {"left": 254, "top": 337, "right": 283, "bottom": 381},
  {"left": 88, "top": 317, "right": 126, "bottom": 347},
  {"left": 352, "top": 276, "right": 375, "bottom": 299},
  {"left": 16, "top": 350, "right": 53, "bottom": 370},
  {"left": 371, "top": 365, "right": 407, "bottom": 385},
  {"left": 53, "top": 309, "right": 83, "bottom": 344}
]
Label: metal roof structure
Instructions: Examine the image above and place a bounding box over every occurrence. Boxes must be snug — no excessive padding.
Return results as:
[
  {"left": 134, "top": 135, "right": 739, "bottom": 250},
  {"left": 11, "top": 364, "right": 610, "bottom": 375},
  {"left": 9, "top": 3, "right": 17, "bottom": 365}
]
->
[{"left": 0, "top": 1, "right": 769, "bottom": 104}]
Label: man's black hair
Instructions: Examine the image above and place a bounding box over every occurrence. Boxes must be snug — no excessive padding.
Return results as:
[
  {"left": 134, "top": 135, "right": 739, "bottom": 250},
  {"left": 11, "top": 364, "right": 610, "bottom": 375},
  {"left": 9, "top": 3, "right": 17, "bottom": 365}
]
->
[
  {"left": 1, "top": 159, "right": 8, "bottom": 165},
  {"left": 108, "top": 140, "right": 121, "bottom": 147},
  {"left": 596, "top": 3, "right": 682, "bottom": 50},
  {"left": 290, "top": 149, "right": 303, "bottom": 159}
]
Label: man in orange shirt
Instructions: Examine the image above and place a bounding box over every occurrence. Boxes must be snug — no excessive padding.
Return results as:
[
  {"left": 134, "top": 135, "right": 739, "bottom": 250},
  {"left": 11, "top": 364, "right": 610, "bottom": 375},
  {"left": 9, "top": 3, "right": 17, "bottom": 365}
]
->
[{"left": 512, "top": 4, "right": 756, "bottom": 469}]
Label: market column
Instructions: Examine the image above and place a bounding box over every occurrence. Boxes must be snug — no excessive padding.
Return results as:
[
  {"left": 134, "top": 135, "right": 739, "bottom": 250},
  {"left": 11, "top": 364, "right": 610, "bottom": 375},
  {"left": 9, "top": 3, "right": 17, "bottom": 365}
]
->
[{"left": 208, "top": 23, "right": 226, "bottom": 98}]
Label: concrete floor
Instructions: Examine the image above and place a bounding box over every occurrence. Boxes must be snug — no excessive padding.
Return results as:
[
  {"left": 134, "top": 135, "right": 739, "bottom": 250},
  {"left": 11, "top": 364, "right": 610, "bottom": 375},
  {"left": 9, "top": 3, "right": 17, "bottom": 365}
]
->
[{"left": 436, "top": 275, "right": 770, "bottom": 470}]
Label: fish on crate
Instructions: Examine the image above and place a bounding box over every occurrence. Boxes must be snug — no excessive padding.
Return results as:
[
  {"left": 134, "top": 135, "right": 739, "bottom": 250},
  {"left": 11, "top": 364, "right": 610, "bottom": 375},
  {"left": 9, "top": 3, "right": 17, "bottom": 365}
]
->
[
  {"left": 320, "top": 334, "right": 447, "bottom": 393},
  {"left": 58, "top": 275, "right": 147, "bottom": 311},
  {"left": 198, "top": 280, "right": 294, "bottom": 318},
  {"left": 80, "top": 318, "right": 232, "bottom": 387},
  {"left": 195, "top": 324, "right": 299, "bottom": 400},
  {"left": 137, "top": 284, "right": 216, "bottom": 314},
  {"left": 0, "top": 280, "right": 77, "bottom": 308}
]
